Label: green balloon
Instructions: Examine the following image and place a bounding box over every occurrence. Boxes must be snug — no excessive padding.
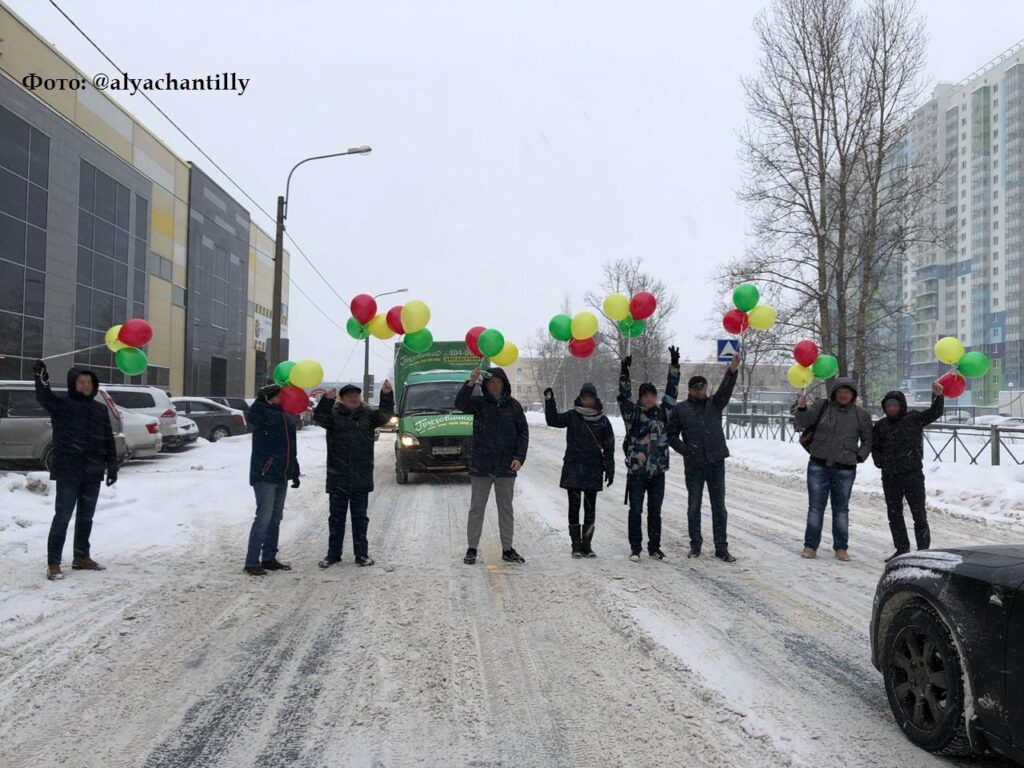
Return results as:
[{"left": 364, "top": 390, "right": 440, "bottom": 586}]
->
[
  {"left": 618, "top": 316, "right": 645, "bottom": 338},
  {"left": 733, "top": 283, "right": 760, "bottom": 313},
  {"left": 548, "top": 314, "right": 572, "bottom": 342},
  {"left": 811, "top": 354, "right": 838, "bottom": 380},
  {"left": 346, "top": 316, "right": 369, "bottom": 340},
  {"left": 404, "top": 328, "right": 433, "bottom": 354},
  {"left": 115, "top": 347, "right": 148, "bottom": 376},
  {"left": 957, "top": 351, "right": 990, "bottom": 379},
  {"left": 273, "top": 360, "right": 296, "bottom": 385},
  {"left": 478, "top": 328, "right": 505, "bottom": 358}
]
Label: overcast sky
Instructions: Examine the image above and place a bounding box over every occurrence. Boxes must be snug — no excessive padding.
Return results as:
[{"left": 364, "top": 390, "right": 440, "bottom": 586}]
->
[{"left": 8, "top": 0, "right": 1024, "bottom": 381}]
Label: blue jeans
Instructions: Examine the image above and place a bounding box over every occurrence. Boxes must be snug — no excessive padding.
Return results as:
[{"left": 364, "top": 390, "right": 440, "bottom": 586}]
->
[
  {"left": 48, "top": 479, "right": 101, "bottom": 565},
  {"left": 685, "top": 460, "right": 728, "bottom": 552},
  {"left": 246, "top": 482, "right": 288, "bottom": 567},
  {"left": 804, "top": 460, "right": 855, "bottom": 551},
  {"left": 328, "top": 491, "right": 370, "bottom": 559}
]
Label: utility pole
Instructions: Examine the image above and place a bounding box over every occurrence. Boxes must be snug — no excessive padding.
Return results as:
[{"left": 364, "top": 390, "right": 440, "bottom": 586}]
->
[{"left": 270, "top": 194, "right": 285, "bottom": 370}]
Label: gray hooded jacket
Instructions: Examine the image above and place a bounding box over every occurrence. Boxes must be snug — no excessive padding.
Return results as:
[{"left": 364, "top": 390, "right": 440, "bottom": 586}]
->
[{"left": 791, "top": 377, "right": 873, "bottom": 468}]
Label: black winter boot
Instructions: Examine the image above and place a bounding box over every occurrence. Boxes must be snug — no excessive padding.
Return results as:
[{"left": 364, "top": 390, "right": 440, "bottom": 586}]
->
[{"left": 569, "top": 525, "right": 583, "bottom": 558}]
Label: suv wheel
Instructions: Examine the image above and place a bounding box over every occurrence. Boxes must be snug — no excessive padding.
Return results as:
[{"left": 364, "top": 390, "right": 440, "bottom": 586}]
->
[
  {"left": 882, "top": 601, "right": 971, "bottom": 755},
  {"left": 396, "top": 458, "right": 409, "bottom": 485},
  {"left": 210, "top": 426, "right": 231, "bottom": 442},
  {"left": 42, "top": 444, "right": 55, "bottom": 473}
]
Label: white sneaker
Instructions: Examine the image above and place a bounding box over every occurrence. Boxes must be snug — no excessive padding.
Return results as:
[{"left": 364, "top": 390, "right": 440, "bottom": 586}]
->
[{"left": 628, "top": 552, "right": 641, "bottom": 563}]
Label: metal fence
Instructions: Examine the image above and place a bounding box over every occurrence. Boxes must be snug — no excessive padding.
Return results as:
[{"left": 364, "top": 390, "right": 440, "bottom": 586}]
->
[{"left": 724, "top": 413, "right": 1024, "bottom": 467}]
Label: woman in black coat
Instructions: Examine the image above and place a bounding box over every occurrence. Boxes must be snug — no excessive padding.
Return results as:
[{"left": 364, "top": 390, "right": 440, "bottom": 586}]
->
[{"left": 544, "top": 383, "right": 616, "bottom": 558}]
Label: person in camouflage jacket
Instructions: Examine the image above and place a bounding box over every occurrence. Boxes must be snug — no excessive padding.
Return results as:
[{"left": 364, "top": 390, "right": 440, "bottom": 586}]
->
[{"left": 617, "top": 348, "right": 680, "bottom": 561}]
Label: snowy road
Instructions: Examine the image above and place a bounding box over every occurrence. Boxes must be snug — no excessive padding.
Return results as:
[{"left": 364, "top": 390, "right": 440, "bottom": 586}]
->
[{"left": 0, "top": 426, "right": 1016, "bottom": 768}]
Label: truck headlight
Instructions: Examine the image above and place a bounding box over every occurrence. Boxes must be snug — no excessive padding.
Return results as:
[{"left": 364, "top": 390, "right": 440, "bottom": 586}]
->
[{"left": 400, "top": 433, "right": 419, "bottom": 448}]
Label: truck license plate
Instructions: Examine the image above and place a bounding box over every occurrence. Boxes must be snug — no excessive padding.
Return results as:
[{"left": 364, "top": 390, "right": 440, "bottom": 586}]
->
[{"left": 433, "top": 446, "right": 461, "bottom": 456}]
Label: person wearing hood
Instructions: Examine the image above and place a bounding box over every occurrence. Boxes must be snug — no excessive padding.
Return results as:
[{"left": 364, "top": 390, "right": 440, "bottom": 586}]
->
[
  {"left": 618, "top": 347, "right": 681, "bottom": 562},
  {"left": 543, "top": 382, "right": 616, "bottom": 558},
  {"left": 33, "top": 360, "right": 118, "bottom": 581},
  {"left": 668, "top": 354, "right": 742, "bottom": 563},
  {"left": 872, "top": 382, "right": 944, "bottom": 561},
  {"left": 792, "top": 377, "right": 873, "bottom": 561},
  {"left": 455, "top": 366, "right": 529, "bottom": 565},
  {"left": 245, "top": 384, "right": 301, "bottom": 575},
  {"left": 313, "top": 381, "right": 394, "bottom": 568}
]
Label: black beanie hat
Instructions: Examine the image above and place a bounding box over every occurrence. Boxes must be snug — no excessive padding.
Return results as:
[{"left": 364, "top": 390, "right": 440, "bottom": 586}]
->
[
  {"left": 638, "top": 382, "right": 658, "bottom": 399},
  {"left": 579, "top": 382, "right": 598, "bottom": 399},
  {"left": 688, "top": 375, "right": 708, "bottom": 389},
  {"left": 258, "top": 384, "right": 282, "bottom": 401}
]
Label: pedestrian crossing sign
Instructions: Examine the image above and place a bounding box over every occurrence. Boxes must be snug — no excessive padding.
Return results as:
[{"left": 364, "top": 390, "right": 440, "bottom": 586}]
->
[{"left": 717, "top": 339, "right": 741, "bottom": 362}]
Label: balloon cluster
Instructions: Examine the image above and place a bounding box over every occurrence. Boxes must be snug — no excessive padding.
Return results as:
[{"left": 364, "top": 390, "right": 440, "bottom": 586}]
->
[
  {"left": 465, "top": 326, "right": 519, "bottom": 366},
  {"left": 934, "top": 337, "right": 990, "bottom": 399},
  {"left": 723, "top": 284, "right": 776, "bottom": 335},
  {"left": 786, "top": 340, "right": 838, "bottom": 389},
  {"left": 348, "top": 294, "right": 434, "bottom": 354},
  {"left": 548, "top": 310, "right": 599, "bottom": 359},
  {"left": 271, "top": 359, "right": 325, "bottom": 415},
  {"left": 602, "top": 291, "right": 656, "bottom": 339},
  {"left": 105, "top": 319, "right": 153, "bottom": 376}
]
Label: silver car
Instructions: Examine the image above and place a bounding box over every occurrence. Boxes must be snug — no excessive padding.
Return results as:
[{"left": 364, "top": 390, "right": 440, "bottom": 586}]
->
[
  {"left": 117, "top": 408, "right": 163, "bottom": 459},
  {"left": 0, "top": 380, "right": 127, "bottom": 471}
]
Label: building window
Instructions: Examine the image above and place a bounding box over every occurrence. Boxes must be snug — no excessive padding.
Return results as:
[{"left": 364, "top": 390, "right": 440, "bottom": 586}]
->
[
  {"left": 172, "top": 285, "right": 186, "bottom": 307},
  {"left": 993, "top": 236, "right": 999, "bottom": 245},
  {"left": 994, "top": 205, "right": 999, "bottom": 214},
  {"left": 994, "top": 298, "right": 999, "bottom": 307},
  {"left": 0, "top": 105, "right": 49, "bottom": 380}
]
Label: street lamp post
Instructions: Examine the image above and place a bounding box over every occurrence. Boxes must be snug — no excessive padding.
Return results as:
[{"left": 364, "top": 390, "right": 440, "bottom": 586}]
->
[
  {"left": 364, "top": 288, "right": 408, "bottom": 401},
  {"left": 270, "top": 145, "right": 372, "bottom": 370}
]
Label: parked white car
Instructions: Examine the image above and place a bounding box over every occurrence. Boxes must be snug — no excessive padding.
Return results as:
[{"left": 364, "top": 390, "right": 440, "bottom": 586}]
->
[
  {"left": 116, "top": 407, "right": 162, "bottom": 459},
  {"left": 164, "top": 414, "right": 200, "bottom": 450},
  {"left": 104, "top": 386, "right": 177, "bottom": 442}
]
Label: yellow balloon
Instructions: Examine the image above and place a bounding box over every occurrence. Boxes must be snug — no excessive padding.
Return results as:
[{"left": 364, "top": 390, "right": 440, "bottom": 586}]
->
[
  {"left": 401, "top": 300, "right": 431, "bottom": 334},
  {"left": 105, "top": 325, "right": 127, "bottom": 352},
  {"left": 571, "top": 311, "right": 599, "bottom": 340},
  {"left": 492, "top": 341, "right": 519, "bottom": 367},
  {"left": 367, "top": 314, "right": 395, "bottom": 340},
  {"left": 748, "top": 304, "right": 777, "bottom": 331},
  {"left": 289, "top": 359, "right": 324, "bottom": 389},
  {"left": 787, "top": 364, "right": 814, "bottom": 389},
  {"left": 934, "top": 336, "right": 965, "bottom": 365},
  {"left": 603, "top": 294, "right": 630, "bottom": 322}
]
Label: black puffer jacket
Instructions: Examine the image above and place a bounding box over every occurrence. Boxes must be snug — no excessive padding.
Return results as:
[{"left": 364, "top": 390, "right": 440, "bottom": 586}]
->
[
  {"left": 35, "top": 368, "right": 117, "bottom": 483},
  {"left": 455, "top": 368, "right": 529, "bottom": 478},
  {"left": 545, "top": 387, "right": 615, "bottom": 492},
  {"left": 668, "top": 367, "right": 737, "bottom": 469},
  {"left": 871, "top": 390, "right": 944, "bottom": 473},
  {"left": 314, "top": 391, "right": 394, "bottom": 494}
]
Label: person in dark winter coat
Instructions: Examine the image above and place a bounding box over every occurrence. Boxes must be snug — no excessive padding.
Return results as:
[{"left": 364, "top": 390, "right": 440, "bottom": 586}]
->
[
  {"left": 618, "top": 348, "right": 680, "bottom": 562},
  {"left": 33, "top": 360, "right": 118, "bottom": 581},
  {"left": 872, "top": 382, "right": 944, "bottom": 561},
  {"left": 544, "top": 382, "right": 616, "bottom": 558},
  {"left": 792, "top": 377, "right": 873, "bottom": 562},
  {"left": 455, "top": 367, "right": 529, "bottom": 565},
  {"left": 245, "top": 384, "right": 300, "bottom": 575},
  {"left": 668, "top": 354, "right": 741, "bottom": 562},
  {"left": 313, "top": 381, "right": 394, "bottom": 568}
]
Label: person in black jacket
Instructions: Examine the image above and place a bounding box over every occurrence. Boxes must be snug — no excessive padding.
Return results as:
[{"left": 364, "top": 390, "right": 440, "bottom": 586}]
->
[
  {"left": 872, "top": 382, "right": 944, "bottom": 561},
  {"left": 245, "top": 384, "right": 300, "bottom": 575},
  {"left": 618, "top": 348, "right": 680, "bottom": 562},
  {"left": 544, "top": 382, "right": 615, "bottom": 558},
  {"left": 455, "top": 367, "right": 529, "bottom": 565},
  {"left": 668, "top": 354, "right": 741, "bottom": 562},
  {"left": 33, "top": 361, "right": 118, "bottom": 581},
  {"left": 313, "top": 381, "right": 394, "bottom": 568}
]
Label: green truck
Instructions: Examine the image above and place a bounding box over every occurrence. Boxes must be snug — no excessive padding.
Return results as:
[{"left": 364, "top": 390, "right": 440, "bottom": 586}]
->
[{"left": 392, "top": 341, "right": 486, "bottom": 484}]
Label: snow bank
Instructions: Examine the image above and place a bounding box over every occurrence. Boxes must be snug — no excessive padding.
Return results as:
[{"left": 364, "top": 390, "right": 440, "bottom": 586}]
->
[{"left": 727, "top": 438, "right": 1024, "bottom": 533}]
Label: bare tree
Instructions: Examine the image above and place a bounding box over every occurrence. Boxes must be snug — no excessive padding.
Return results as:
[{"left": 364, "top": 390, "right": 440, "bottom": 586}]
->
[{"left": 738, "top": 0, "right": 939, "bottom": 395}]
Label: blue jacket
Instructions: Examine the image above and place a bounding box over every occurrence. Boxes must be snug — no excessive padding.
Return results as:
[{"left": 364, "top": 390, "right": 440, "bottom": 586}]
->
[{"left": 248, "top": 399, "right": 299, "bottom": 485}]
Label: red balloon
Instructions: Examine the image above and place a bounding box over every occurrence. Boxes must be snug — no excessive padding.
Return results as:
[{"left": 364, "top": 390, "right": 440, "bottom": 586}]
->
[
  {"left": 386, "top": 305, "right": 405, "bottom": 335},
  {"left": 118, "top": 318, "right": 153, "bottom": 347},
  {"left": 793, "top": 340, "right": 820, "bottom": 368},
  {"left": 937, "top": 372, "right": 967, "bottom": 399},
  {"left": 278, "top": 386, "right": 309, "bottom": 415},
  {"left": 465, "top": 326, "right": 486, "bottom": 358},
  {"left": 722, "top": 309, "right": 749, "bottom": 335},
  {"left": 629, "top": 291, "right": 658, "bottom": 321},
  {"left": 568, "top": 337, "right": 597, "bottom": 359},
  {"left": 350, "top": 294, "right": 377, "bottom": 326}
]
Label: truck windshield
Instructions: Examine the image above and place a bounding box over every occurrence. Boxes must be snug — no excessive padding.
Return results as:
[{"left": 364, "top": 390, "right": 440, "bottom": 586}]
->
[{"left": 402, "top": 382, "right": 464, "bottom": 414}]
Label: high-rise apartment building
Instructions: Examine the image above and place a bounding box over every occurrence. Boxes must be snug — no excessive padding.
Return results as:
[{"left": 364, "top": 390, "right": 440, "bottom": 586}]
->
[{"left": 899, "top": 41, "right": 1023, "bottom": 404}]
